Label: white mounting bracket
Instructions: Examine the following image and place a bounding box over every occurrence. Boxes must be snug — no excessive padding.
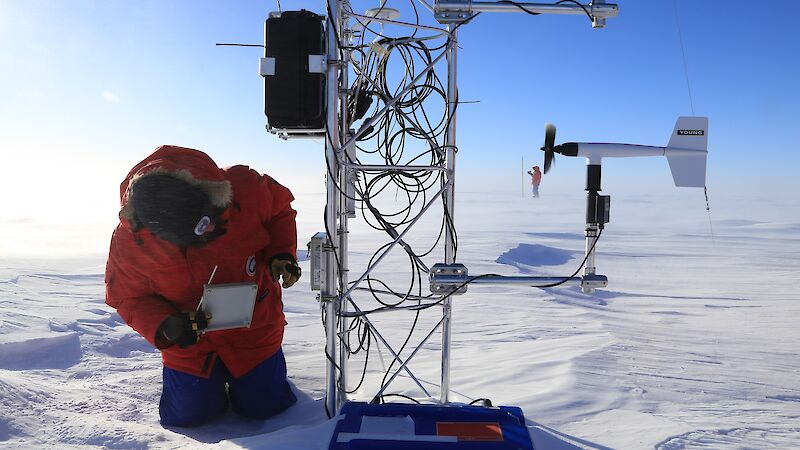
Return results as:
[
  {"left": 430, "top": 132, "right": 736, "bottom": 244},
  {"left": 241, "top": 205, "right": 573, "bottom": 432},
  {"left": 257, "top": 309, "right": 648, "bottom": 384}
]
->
[
  {"left": 259, "top": 57, "right": 276, "bottom": 77},
  {"left": 260, "top": 55, "right": 326, "bottom": 77},
  {"left": 308, "top": 54, "right": 326, "bottom": 74}
]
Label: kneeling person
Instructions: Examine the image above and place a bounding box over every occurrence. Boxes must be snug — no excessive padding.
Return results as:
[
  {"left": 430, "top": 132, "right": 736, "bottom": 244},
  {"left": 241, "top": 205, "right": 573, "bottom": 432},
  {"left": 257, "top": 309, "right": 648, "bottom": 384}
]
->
[{"left": 105, "top": 146, "right": 301, "bottom": 427}]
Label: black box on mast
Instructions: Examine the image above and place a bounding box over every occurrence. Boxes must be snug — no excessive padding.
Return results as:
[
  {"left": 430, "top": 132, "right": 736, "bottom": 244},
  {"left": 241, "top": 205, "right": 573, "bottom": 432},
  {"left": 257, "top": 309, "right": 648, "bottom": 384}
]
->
[{"left": 262, "top": 10, "right": 325, "bottom": 132}]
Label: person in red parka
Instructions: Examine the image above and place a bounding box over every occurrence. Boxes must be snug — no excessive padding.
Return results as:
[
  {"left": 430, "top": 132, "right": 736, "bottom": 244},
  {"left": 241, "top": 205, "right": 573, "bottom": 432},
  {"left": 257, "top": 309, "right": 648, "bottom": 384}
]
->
[
  {"left": 527, "top": 165, "right": 542, "bottom": 198},
  {"left": 105, "top": 145, "right": 301, "bottom": 427}
]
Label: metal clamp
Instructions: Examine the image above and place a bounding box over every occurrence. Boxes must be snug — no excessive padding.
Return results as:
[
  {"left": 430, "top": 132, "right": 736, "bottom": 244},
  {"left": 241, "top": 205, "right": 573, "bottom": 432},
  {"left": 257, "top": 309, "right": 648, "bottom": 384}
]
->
[
  {"left": 319, "top": 294, "right": 339, "bottom": 303},
  {"left": 434, "top": 0, "right": 473, "bottom": 23},
  {"left": 430, "top": 263, "right": 469, "bottom": 295},
  {"left": 581, "top": 274, "right": 608, "bottom": 289}
]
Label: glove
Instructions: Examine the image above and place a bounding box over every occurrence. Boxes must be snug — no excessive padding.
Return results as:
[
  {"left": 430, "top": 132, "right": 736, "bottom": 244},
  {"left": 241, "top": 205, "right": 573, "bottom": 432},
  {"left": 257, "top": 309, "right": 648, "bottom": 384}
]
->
[
  {"left": 269, "top": 253, "right": 301, "bottom": 288},
  {"left": 158, "top": 311, "right": 212, "bottom": 348}
]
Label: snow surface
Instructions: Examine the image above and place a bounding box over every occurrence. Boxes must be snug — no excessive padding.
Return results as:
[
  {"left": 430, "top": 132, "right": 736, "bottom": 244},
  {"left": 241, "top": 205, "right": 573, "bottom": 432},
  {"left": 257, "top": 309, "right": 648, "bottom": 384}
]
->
[{"left": 1, "top": 191, "right": 799, "bottom": 449}]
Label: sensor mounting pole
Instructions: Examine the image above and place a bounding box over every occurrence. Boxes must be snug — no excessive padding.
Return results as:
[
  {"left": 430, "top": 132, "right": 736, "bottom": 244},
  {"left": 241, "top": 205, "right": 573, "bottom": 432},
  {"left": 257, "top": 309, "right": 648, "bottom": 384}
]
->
[
  {"left": 324, "top": 0, "right": 343, "bottom": 416},
  {"left": 583, "top": 163, "right": 609, "bottom": 293},
  {"left": 440, "top": 24, "right": 458, "bottom": 404}
]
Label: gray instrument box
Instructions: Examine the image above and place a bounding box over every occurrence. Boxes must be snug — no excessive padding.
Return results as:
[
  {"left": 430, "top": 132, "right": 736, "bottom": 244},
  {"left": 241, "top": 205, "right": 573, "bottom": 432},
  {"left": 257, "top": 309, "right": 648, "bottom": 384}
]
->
[{"left": 199, "top": 282, "right": 258, "bottom": 332}]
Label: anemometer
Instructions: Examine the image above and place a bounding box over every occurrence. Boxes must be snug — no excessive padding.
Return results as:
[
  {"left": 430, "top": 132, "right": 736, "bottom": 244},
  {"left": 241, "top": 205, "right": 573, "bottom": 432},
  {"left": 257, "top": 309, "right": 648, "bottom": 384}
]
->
[
  {"left": 254, "top": 0, "right": 709, "bottom": 441},
  {"left": 538, "top": 116, "right": 709, "bottom": 292},
  {"left": 426, "top": 117, "right": 709, "bottom": 295}
]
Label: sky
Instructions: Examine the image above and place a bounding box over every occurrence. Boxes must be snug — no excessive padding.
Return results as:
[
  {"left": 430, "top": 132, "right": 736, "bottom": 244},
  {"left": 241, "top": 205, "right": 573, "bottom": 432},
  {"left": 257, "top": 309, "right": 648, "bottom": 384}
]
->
[{"left": 1, "top": 0, "right": 798, "bottom": 225}]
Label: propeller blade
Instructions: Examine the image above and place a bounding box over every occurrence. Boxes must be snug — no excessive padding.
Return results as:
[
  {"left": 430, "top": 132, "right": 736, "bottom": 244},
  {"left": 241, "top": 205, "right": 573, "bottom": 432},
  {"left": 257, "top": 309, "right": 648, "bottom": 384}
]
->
[
  {"left": 544, "top": 123, "right": 556, "bottom": 150},
  {"left": 542, "top": 123, "right": 556, "bottom": 174}
]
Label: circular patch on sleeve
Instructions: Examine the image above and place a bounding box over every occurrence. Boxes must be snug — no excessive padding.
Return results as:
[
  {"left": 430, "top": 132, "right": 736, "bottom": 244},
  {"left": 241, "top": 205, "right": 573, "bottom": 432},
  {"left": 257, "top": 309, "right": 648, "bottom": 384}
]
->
[
  {"left": 194, "top": 216, "right": 212, "bottom": 236},
  {"left": 246, "top": 255, "right": 257, "bottom": 277}
]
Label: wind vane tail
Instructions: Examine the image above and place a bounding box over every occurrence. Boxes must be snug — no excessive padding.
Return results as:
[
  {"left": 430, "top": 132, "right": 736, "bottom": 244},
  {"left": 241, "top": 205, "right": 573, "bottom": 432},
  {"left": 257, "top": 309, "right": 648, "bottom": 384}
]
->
[{"left": 666, "top": 116, "right": 708, "bottom": 187}]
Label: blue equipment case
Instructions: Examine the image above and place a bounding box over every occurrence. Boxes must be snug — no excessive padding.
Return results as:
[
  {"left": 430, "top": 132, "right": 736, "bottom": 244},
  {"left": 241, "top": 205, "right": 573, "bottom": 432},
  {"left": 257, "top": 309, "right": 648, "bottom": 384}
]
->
[{"left": 329, "top": 402, "right": 535, "bottom": 450}]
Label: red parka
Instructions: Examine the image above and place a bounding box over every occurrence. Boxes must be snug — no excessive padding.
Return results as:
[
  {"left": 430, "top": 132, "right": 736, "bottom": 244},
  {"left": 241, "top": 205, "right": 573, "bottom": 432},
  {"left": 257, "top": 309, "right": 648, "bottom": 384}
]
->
[
  {"left": 105, "top": 146, "right": 297, "bottom": 378},
  {"left": 529, "top": 169, "right": 542, "bottom": 185}
]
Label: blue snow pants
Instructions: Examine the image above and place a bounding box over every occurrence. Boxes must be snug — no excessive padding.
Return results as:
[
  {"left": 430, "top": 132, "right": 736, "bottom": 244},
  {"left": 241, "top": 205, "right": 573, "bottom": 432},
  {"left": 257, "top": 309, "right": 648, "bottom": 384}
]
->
[{"left": 159, "top": 348, "right": 297, "bottom": 427}]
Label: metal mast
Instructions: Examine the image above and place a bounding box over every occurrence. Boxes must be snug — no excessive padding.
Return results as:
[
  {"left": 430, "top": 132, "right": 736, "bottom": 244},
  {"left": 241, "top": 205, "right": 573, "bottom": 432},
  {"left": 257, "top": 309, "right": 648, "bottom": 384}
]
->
[
  {"left": 440, "top": 24, "right": 458, "bottom": 404},
  {"left": 323, "top": 0, "right": 342, "bottom": 415},
  {"left": 318, "top": 0, "right": 617, "bottom": 415}
]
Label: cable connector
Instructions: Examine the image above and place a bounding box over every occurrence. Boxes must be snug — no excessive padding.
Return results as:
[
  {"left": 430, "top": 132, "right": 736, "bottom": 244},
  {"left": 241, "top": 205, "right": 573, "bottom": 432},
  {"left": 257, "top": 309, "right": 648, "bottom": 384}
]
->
[{"left": 367, "top": 41, "right": 389, "bottom": 57}]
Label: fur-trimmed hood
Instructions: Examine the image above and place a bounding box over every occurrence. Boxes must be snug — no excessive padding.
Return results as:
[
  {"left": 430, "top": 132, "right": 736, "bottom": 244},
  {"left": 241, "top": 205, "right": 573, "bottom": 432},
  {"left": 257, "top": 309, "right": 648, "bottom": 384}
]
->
[{"left": 118, "top": 146, "right": 232, "bottom": 229}]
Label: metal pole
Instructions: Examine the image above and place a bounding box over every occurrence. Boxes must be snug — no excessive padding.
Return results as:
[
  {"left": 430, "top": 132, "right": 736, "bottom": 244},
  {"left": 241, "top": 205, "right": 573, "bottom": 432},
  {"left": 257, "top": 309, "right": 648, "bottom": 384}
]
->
[
  {"left": 432, "top": 275, "right": 584, "bottom": 287},
  {"left": 324, "top": 0, "right": 342, "bottom": 416},
  {"left": 434, "top": 1, "right": 618, "bottom": 16},
  {"left": 440, "top": 26, "right": 458, "bottom": 404},
  {"left": 337, "top": 2, "right": 352, "bottom": 406},
  {"left": 583, "top": 225, "right": 598, "bottom": 288},
  {"left": 583, "top": 164, "right": 601, "bottom": 294}
]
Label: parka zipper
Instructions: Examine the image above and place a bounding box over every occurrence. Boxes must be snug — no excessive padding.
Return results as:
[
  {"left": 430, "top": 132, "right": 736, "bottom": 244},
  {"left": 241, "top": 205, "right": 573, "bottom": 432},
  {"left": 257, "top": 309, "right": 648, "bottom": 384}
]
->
[{"left": 201, "top": 352, "right": 215, "bottom": 374}]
